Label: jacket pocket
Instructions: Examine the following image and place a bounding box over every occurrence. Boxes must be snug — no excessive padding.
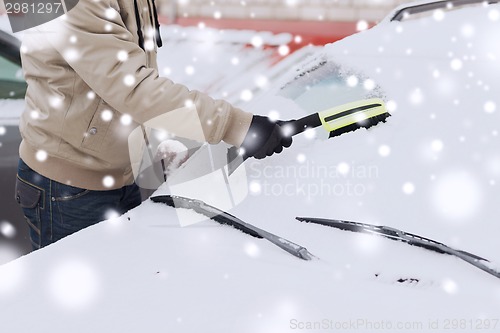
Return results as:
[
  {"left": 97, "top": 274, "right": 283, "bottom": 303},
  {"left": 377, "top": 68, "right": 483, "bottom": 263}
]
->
[
  {"left": 81, "top": 100, "right": 114, "bottom": 152},
  {"left": 15, "top": 176, "right": 43, "bottom": 235}
]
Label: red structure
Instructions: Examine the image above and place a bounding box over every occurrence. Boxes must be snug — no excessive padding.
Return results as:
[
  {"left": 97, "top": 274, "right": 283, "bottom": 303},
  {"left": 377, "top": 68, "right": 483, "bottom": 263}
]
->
[{"left": 160, "top": 17, "right": 363, "bottom": 52}]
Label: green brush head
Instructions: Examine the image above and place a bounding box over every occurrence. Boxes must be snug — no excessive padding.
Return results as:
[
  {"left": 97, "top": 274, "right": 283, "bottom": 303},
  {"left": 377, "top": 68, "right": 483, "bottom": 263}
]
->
[{"left": 328, "top": 112, "right": 391, "bottom": 138}]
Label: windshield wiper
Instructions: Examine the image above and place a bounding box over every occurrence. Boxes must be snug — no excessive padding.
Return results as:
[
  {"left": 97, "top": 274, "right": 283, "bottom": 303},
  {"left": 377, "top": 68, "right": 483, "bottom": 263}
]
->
[
  {"left": 297, "top": 217, "right": 500, "bottom": 280},
  {"left": 151, "top": 195, "right": 313, "bottom": 260}
]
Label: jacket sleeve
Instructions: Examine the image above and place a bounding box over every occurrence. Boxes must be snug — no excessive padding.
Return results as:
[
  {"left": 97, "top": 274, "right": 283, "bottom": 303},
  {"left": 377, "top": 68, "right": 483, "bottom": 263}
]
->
[{"left": 37, "top": 0, "right": 252, "bottom": 146}]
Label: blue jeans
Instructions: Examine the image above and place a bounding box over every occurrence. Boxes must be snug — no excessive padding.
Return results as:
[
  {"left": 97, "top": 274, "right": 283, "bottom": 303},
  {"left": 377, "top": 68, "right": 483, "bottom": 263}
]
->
[{"left": 15, "top": 159, "right": 142, "bottom": 250}]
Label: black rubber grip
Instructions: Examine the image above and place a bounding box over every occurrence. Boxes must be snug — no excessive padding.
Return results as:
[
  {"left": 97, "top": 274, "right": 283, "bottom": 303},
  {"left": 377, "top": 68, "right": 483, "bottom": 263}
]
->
[{"left": 282, "top": 113, "right": 322, "bottom": 137}]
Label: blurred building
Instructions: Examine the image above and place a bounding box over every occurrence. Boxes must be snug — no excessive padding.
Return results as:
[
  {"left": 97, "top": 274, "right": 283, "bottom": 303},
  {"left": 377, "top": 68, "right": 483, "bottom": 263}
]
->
[
  {"left": 157, "top": 0, "right": 413, "bottom": 47},
  {"left": 159, "top": 0, "right": 412, "bottom": 23}
]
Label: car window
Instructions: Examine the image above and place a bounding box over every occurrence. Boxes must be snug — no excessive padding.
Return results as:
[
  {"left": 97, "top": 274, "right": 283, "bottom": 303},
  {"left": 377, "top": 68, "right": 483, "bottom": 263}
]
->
[
  {"left": 0, "top": 54, "right": 26, "bottom": 99},
  {"left": 279, "top": 62, "right": 374, "bottom": 114}
]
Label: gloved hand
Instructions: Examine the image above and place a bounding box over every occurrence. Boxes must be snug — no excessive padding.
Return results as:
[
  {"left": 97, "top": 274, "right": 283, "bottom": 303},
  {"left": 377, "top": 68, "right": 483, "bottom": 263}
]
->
[{"left": 240, "top": 115, "right": 292, "bottom": 159}]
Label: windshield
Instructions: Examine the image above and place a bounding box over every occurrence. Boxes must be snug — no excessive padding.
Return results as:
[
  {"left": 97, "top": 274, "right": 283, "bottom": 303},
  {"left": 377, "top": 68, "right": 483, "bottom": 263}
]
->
[{"left": 279, "top": 61, "right": 380, "bottom": 114}]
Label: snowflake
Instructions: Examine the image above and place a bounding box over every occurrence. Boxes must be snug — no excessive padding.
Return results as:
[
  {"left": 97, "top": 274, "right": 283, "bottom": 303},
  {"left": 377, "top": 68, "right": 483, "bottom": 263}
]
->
[
  {"left": 185, "top": 65, "right": 195, "bottom": 75},
  {"left": 489, "top": 9, "right": 500, "bottom": 21},
  {"left": 251, "top": 35, "right": 264, "bottom": 48},
  {"left": 450, "top": 58, "right": 463, "bottom": 71},
  {"left": 117, "top": 50, "right": 128, "bottom": 62},
  {"left": 123, "top": 74, "right": 136, "bottom": 86},
  {"left": 162, "top": 67, "right": 172, "bottom": 75},
  {"left": 36, "top": 150, "right": 48, "bottom": 162},
  {"left": 409, "top": 88, "right": 424, "bottom": 105},
  {"left": 378, "top": 145, "right": 391, "bottom": 157},
  {"left": 431, "top": 139, "right": 444, "bottom": 152},
  {"left": 104, "top": 209, "right": 120, "bottom": 220},
  {"left": 101, "top": 110, "right": 113, "bottom": 122},
  {"left": 363, "top": 79, "right": 375, "bottom": 91},
  {"left": 254, "top": 75, "right": 269, "bottom": 89},
  {"left": 337, "top": 162, "right": 350, "bottom": 176},
  {"left": 285, "top": 0, "right": 300, "bottom": 6},
  {"left": 49, "top": 96, "right": 63, "bottom": 108},
  {"left": 145, "top": 39, "right": 155, "bottom": 51},
  {"left": 402, "top": 182, "right": 415, "bottom": 195},
  {"left": 296, "top": 154, "right": 306, "bottom": 163},
  {"left": 105, "top": 8, "right": 117, "bottom": 20},
  {"left": 0, "top": 221, "right": 16, "bottom": 238},
  {"left": 433, "top": 9, "right": 445, "bottom": 21},
  {"left": 244, "top": 242, "right": 260, "bottom": 258},
  {"left": 356, "top": 20, "right": 368, "bottom": 32},
  {"left": 120, "top": 114, "right": 132, "bottom": 126},
  {"left": 386, "top": 100, "right": 397, "bottom": 112},
  {"left": 346, "top": 75, "right": 359, "bottom": 87},
  {"left": 267, "top": 109, "right": 280, "bottom": 121},
  {"left": 278, "top": 45, "right": 290, "bottom": 56},
  {"left": 461, "top": 24, "right": 475, "bottom": 38},
  {"left": 249, "top": 181, "right": 262, "bottom": 195},
  {"left": 442, "top": 278, "right": 459, "bottom": 294},
  {"left": 484, "top": 101, "right": 496, "bottom": 113},
  {"left": 231, "top": 57, "right": 240, "bottom": 65},
  {"left": 102, "top": 176, "right": 115, "bottom": 188},
  {"left": 240, "top": 89, "right": 253, "bottom": 102}
]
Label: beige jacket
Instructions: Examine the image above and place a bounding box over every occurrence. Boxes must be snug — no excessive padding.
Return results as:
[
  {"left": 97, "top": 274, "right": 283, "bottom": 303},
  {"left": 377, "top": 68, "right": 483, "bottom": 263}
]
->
[{"left": 19, "top": 0, "right": 252, "bottom": 190}]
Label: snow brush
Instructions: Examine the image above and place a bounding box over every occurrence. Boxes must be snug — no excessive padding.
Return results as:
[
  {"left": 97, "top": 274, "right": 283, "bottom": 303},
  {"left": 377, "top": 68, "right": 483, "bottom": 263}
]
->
[{"left": 227, "top": 98, "right": 390, "bottom": 175}]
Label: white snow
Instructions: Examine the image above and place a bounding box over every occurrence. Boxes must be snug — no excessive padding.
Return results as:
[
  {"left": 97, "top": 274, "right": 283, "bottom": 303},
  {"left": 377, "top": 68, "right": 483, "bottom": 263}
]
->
[{"left": 2, "top": 4, "right": 500, "bottom": 332}]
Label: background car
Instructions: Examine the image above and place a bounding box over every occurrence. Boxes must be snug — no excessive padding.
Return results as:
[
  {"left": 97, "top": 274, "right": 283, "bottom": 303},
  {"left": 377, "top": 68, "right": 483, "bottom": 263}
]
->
[{"left": 0, "top": 26, "right": 30, "bottom": 260}]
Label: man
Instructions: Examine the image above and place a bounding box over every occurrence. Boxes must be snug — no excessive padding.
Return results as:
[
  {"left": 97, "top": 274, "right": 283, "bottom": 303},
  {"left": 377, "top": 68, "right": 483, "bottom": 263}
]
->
[{"left": 15, "top": 0, "right": 291, "bottom": 250}]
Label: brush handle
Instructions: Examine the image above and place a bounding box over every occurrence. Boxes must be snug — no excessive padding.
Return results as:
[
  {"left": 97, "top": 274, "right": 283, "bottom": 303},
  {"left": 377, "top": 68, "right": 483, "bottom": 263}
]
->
[{"left": 279, "top": 113, "right": 322, "bottom": 137}]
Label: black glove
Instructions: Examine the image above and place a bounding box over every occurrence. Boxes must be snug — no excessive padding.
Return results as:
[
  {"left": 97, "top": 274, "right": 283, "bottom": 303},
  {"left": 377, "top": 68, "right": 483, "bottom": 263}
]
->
[{"left": 240, "top": 115, "right": 292, "bottom": 159}]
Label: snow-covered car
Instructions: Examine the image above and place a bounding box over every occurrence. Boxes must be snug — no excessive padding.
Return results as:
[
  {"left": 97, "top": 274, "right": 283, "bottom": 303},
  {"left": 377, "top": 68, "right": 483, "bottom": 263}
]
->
[{"left": 2, "top": 1, "right": 500, "bottom": 332}]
